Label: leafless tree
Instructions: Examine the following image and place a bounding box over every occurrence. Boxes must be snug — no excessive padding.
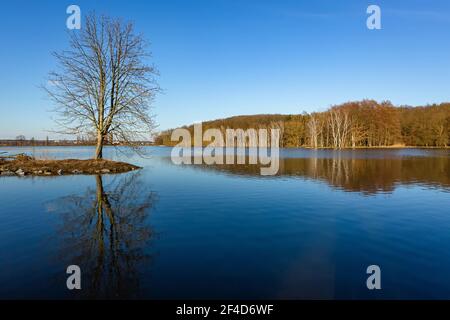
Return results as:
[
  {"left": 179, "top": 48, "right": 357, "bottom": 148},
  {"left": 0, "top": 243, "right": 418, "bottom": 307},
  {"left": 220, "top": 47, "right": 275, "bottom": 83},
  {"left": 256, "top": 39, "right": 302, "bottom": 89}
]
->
[
  {"left": 328, "top": 108, "right": 351, "bottom": 149},
  {"left": 307, "top": 114, "right": 320, "bottom": 148},
  {"left": 44, "top": 13, "right": 159, "bottom": 159}
]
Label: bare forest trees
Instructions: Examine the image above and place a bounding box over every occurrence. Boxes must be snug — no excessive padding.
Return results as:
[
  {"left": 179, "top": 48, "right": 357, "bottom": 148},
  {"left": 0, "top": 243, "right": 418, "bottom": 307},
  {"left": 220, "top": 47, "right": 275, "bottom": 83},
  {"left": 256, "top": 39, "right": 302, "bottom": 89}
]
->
[
  {"left": 44, "top": 13, "right": 159, "bottom": 159},
  {"left": 327, "top": 107, "right": 351, "bottom": 149},
  {"left": 307, "top": 113, "right": 321, "bottom": 148},
  {"left": 305, "top": 100, "right": 406, "bottom": 149},
  {"left": 155, "top": 101, "right": 449, "bottom": 149}
]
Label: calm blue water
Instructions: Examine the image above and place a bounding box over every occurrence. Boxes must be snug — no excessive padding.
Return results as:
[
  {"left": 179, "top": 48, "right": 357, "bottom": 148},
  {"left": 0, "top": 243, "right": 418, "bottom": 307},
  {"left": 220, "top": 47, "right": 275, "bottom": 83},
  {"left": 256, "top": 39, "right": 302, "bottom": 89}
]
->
[{"left": 0, "top": 146, "right": 449, "bottom": 299}]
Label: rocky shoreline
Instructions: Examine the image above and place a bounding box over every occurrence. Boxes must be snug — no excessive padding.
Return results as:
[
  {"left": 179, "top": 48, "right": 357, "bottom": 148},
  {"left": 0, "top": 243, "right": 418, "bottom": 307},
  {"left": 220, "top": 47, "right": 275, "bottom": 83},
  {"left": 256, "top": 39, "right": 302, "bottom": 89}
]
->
[{"left": 0, "top": 154, "right": 141, "bottom": 177}]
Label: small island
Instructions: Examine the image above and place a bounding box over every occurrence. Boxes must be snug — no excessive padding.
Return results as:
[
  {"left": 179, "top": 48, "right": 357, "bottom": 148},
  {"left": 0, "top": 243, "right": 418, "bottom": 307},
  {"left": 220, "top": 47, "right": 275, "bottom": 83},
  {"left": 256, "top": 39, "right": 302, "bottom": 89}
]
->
[{"left": 0, "top": 154, "right": 140, "bottom": 177}]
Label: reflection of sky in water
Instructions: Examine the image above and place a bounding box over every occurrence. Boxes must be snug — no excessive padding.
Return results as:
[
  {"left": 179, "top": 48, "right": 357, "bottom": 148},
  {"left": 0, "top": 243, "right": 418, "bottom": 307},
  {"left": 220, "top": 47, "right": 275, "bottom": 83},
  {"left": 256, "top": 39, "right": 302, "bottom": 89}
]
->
[{"left": 0, "top": 147, "right": 449, "bottom": 299}]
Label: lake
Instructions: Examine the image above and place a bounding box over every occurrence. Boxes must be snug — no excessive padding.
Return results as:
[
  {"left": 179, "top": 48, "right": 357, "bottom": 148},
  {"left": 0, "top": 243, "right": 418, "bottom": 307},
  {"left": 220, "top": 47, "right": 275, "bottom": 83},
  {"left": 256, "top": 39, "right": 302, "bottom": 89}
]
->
[{"left": 0, "top": 146, "right": 449, "bottom": 299}]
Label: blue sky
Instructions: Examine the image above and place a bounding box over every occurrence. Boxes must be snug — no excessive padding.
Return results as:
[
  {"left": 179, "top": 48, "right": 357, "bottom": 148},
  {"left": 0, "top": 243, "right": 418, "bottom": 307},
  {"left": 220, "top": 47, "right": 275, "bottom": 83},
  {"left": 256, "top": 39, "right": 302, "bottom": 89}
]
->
[{"left": 0, "top": 0, "right": 449, "bottom": 139}]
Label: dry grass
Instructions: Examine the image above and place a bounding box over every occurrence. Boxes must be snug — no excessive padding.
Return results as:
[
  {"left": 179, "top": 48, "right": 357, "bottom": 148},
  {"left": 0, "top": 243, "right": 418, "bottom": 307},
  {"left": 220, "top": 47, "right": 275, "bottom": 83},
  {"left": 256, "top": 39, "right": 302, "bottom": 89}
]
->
[{"left": 0, "top": 156, "right": 140, "bottom": 176}]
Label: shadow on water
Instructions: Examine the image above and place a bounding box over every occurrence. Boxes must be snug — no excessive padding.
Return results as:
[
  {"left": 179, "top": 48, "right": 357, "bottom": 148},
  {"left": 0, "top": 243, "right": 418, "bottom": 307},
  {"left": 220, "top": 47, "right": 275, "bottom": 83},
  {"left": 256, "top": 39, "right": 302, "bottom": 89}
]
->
[
  {"left": 47, "top": 172, "right": 157, "bottom": 299},
  {"left": 168, "top": 154, "right": 450, "bottom": 195}
]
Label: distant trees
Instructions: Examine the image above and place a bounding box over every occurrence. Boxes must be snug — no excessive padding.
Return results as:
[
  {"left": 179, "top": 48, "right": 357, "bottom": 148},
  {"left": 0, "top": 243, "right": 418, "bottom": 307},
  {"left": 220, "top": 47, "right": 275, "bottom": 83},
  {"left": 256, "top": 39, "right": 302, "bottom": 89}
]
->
[
  {"left": 15, "top": 135, "right": 26, "bottom": 147},
  {"left": 306, "top": 113, "right": 321, "bottom": 148},
  {"left": 305, "top": 100, "right": 401, "bottom": 148},
  {"left": 400, "top": 104, "right": 450, "bottom": 147},
  {"left": 327, "top": 107, "right": 351, "bottom": 149},
  {"left": 281, "top": 115, "right": 306, "bottom": 147},
  {"left": 155, "top": 100, "right": 450, "bottom": 149},
  {"left": 44, "top": 13, "right": 159, "bottom": 159},
  {"left": 303, "top": 100, "right": 404, "bottom": 149}
]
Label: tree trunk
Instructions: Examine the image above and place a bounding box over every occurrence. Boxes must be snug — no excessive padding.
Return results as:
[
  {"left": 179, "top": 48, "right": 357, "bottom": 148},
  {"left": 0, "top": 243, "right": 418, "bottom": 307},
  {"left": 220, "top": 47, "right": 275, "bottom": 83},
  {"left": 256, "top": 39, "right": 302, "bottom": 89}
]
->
[{"left": 95, "top": 133, "right": 104, "bottom": 159}]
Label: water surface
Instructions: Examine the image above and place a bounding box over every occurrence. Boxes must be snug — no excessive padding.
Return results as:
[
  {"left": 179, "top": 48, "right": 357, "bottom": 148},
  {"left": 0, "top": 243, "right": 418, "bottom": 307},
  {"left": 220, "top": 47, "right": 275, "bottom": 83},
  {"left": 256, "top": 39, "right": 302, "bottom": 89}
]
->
[{"left": 0, "top": 147, "right": 449, "bottom": 299}]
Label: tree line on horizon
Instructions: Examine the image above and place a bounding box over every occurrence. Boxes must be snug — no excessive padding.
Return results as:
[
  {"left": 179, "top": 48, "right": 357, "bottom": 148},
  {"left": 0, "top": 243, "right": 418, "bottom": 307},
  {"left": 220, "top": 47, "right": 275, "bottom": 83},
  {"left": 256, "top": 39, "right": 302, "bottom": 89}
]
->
[{"left": 155, "top": 100, "right": 450, "bottom": 148}]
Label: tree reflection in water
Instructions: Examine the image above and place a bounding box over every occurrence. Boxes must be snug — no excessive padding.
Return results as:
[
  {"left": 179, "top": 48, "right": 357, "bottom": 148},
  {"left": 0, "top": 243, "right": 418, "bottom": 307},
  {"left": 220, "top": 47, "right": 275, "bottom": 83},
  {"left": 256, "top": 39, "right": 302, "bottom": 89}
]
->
[
  {"left": 186, "top": 155, "right": 450, "bottom": 195},
  {"left": 49, "top": 173, "right": 157, "bottom": 299}
]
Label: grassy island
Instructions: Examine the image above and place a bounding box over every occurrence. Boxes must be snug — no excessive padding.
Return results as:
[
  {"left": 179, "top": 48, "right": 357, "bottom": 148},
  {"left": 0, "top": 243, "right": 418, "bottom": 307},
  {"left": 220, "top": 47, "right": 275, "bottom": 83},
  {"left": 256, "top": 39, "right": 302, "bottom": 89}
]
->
[{"left": 0, "top": 154, "right": 140, "bottom": 177}]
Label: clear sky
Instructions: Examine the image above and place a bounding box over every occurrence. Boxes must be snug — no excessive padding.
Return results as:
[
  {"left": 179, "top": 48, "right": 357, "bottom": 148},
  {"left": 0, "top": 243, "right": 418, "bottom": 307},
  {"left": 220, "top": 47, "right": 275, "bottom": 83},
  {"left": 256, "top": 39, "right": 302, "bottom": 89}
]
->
[{"left": 0, "top": 0, "right": 449, "bottom": 139}]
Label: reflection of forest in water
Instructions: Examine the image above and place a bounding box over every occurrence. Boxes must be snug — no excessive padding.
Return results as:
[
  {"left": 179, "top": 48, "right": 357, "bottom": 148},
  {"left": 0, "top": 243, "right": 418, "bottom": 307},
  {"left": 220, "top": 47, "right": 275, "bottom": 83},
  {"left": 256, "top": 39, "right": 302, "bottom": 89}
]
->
[
  {"left": 185, "top": 156, "right": 450, "bottom": 195},
  {"left": 47, "top": 173, "right": 157, "bottom": 299}
]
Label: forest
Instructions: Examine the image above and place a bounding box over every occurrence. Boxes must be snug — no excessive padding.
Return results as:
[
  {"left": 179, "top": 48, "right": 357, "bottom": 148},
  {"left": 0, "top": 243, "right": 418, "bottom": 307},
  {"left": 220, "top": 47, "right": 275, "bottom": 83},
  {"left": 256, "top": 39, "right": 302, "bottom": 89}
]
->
[{"left": 155, "top": 100, "right": 450, "bottom": 148}]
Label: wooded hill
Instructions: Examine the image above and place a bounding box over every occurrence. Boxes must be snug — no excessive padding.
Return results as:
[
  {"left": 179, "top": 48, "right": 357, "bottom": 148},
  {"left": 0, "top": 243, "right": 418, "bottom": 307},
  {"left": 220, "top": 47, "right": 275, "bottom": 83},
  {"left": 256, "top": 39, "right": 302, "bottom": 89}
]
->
[{"left": 155, "top": 100, "right": 450, "bottom": 148}]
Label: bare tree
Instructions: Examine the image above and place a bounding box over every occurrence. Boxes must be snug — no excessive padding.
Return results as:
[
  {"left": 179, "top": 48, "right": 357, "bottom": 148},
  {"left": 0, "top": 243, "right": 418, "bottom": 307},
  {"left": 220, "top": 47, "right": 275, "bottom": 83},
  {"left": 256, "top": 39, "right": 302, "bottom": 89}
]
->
[
  {"left": 307, "top": 114, "right": 320, "bottom": 148},
  {"left": 44, "top": 13, "right": 159, "bottom": 159},
  {"left": 15, "top": 135, "right": 26, "bottom": 147},
  {"left": 328, "top": 108, "right": 351, "bottom": 149}
]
